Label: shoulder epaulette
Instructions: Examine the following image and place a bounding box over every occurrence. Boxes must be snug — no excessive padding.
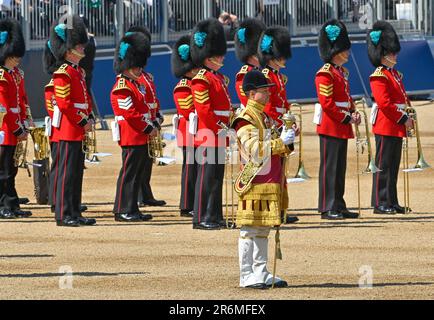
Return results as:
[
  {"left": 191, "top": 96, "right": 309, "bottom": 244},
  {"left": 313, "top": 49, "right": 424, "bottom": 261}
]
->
[
  {"left": 370, "top": 66, "right": 387, "bottom": 79},
  {"left": 192, "top": 69, "right": 209, "bottom": 84},
  {"left": 238, "top": 65, "right": 249, "bottom": 75},
  {"left": 281, "top": 74, "right": 288, "bottom": 85},
  {"left": 0, "top": 69, "right": 8, "bottom": 82},
  {"left": 262, "top": 68, "right": 270, "bottom": 79},
  {"left": 45, "top": 79, "right": 54, "bottom": 88},
  {"left": 316, "top": 63, "right": 333, "bottom": 77},
  {"left": 223, "top": 75, "right": 230, "bottom": 87},
  {"left": 113, "top": 77, "right": 132, "bottom": 93},
  {"left": 54, "top": 64, "right": 71, "bottom": 78},
  {"left": 174, "top": 78, "right": 190, "bottom": 90}
]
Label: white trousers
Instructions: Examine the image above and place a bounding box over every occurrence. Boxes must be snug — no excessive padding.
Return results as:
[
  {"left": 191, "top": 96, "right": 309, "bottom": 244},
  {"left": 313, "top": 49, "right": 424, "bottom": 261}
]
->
[{"left": 238, "top": 226, "right": 283, "bottom": 287}]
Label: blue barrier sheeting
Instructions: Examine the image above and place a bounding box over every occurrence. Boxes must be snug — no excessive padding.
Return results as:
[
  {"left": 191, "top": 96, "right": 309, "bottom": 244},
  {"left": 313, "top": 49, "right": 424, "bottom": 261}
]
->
[{"left": 93, "top": 40, "right": 434, "bottom": 117}]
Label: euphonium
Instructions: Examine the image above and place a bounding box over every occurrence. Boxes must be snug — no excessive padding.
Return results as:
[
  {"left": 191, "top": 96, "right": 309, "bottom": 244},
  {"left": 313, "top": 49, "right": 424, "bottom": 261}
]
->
[{"left": 29, "top": 127, "right": 49, "bottom": 161}]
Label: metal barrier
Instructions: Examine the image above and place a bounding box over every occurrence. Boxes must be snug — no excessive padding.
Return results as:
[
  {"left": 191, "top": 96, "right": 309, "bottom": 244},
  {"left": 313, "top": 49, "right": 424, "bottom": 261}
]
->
[{"left": 0, "top": 0, "right": 431, "bottom": 50}]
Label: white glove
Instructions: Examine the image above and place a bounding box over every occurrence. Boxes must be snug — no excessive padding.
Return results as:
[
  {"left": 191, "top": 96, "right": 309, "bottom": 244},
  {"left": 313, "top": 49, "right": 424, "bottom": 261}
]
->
[
  {"left": 0, "top": 131, "right": 4, "bottom": 145},
  {"left": 280, "top": 127, "right": 295, "bottom": 145}
]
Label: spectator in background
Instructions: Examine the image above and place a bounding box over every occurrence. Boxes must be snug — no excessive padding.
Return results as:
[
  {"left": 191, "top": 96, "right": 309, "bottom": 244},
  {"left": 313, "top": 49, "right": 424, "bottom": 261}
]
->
[{"left": 218, "top": 11, "right": 239, "bottom": 40}]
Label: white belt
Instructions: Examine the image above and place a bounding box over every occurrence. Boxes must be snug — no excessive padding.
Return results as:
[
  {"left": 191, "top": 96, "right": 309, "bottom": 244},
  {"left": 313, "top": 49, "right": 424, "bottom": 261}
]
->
[
  {"left": 178, "top": 114, "right": 184, "bottom": 119},
  {"left": 335, "top": 101, "right": 349, "bottom": 108},
  {"left": 143, "top": 112, "right": 151, "bottom": 119},
  {"left": 10, "top": 107, "right": 19, "bottom": 114},
  {"left": 275, "top": 107, "right": 285, "bottom": 114},
  {"left": 395, "top": 104, "right": 406, "bottom": 110},
  {"left": 214, "top": 110, "right": 230, "bottom": 117},
  {"left": 148, "top": 103, "right": 157, "bottom": 109},
  {"left": 115, "top": 116, "right": 125, "bottom": 121},
  {"left": 74, "top": 103, "right": 88, "bottom": 110}
]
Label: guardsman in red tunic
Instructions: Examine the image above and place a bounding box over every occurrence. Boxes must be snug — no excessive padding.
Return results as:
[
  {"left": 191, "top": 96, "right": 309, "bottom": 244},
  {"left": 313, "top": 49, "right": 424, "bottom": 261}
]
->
[
  {"left": 257, "top": 26, "right": 299, "bottom": 224},
  {"left": 111, "top": 32, "right": 156, "bottom": 222},
  {"left": 171, "top": 35, "right": 200, "bottom": 218},
  {"left": 315, "top": 19, "right": 361, "bottom": 220},
  {"left": 234, "top": 18, "right": 265, "bottom": 108},
  {"left": 125, "top": 26, "right": 166, "bottom": 207},
  {"left": 367, "top": 21, "right": 414, "bottom": 215},
  {"left": 0, "top": 18, "right": 32, "bottom": 219},
  {"left": 49, "top": 15, "right": 95, "bottom": 227},
  {"left": 190, "top": 18, "right": 231, "bottom": 230}
]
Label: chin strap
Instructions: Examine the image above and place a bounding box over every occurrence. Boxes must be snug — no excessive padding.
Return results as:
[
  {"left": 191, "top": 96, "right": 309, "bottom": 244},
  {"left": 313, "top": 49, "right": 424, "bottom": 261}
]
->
[
  {"left": 71, "top": 49, "right": 85, "bottom": 59},
  {"left": 209, "top": 57, "right": 224, "bottom": 67}
]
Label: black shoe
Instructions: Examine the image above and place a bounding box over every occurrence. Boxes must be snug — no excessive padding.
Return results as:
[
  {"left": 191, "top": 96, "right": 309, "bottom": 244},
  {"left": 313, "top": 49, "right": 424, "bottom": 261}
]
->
[
  {"left": 321, "top": 211, "right": 344, "bottom": 220},
  {"left": 267, "top": 280, "right": 289, "bottom": 288},
  {"left": 0, "top": 208, "right": 16, "bottom": 219},
  {"left": 78, "top": 217, "right": 96, "bottom": 225},
  {"left": 392, "top": 204, "right": 411, "bottom": 214},
  {"left": 245, "top": 283, "right": 268, "bottom": 290},
  {"left": 13, "top": 210, "right": 32, "bottom": 218},
  {"left": 56, "top": 217, "right": 80, "bottom": 227},
  {"left": 193, "top": 222, "right": 221, "bottom": 230},
  {"left": 180, "top": 210, "right": 194, "bottom": 217},
  {"left": 19, "top": 198, "right": 30, "bottom": 205},
  {"left": 139, "top": 199, "right": 166, "bottom": 207},
  {"left": 284, "top": 215, "right": 299, "bottom": 224},
  {"left": 80, "top": 205, "right": 88, "bottom": 213},
  {"left": 338, "top": 209, "right": 360, "bottom": 219},
  {"left": 136, "top": 212, "right": 153, "bottom": 221},
  {"left": 373, "top": 206, "right": 396, "bottom": 214},
  {"left": 114, "top": 213, "right": 143, "bottom": 222}
]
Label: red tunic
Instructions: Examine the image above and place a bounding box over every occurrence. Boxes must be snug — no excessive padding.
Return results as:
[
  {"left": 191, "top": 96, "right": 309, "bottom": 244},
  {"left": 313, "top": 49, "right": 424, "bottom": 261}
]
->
[
  {"left": 44, "top": 79, "right": 59, "bottom": 143},
  {"left": 370, "top": 66, "right": 408, "bottom": 138},
  {"left": 235, "top": 64, "right": 256, "bottom": 107},
  {"left": 173, "top": 77, "right": 195, "bottom": 147},
  {"left": 191, "top": 68, "right": 232, "bottom": 147},
  {"left": 262, "top": 66, "right": 290, "bottom": 127},
  {"left": 0, "top": 67, "right": 24, "bottom": 146},
  {"left": 11, "top": 67, "right": 30, "bottom": 126},
  {"left": 53, "top": 63, "right": 91, "bottom": 141},
  {"left": 110, "top": 75, "right": 154, "bottom": 146},
  {"left": 138, "top": 72, "right": 161, "bottom": 122},
  {"left": 315, "top": 63, "right": 354, "bottom": 139}
]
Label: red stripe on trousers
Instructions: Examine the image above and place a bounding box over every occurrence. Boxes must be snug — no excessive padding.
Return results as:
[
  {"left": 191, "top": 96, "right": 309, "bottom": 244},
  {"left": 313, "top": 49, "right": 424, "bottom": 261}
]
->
[
  {"left": 117, "top": 149, "right": 131, "bottom": 213},
  {"left": 183, "top": 149, "right": 189, "bottom": 209},
  {"left": 198, "top": 150, "right": 205, "bottom": 223},
  {"left": 376, "top": 136, "right": 384, "bottom": 207},
  {"left": 322, "top": 137, "right": 327, "bottom": 212},
  {"left": 60, "top": 144, "right": 68, "bottom": 220}
]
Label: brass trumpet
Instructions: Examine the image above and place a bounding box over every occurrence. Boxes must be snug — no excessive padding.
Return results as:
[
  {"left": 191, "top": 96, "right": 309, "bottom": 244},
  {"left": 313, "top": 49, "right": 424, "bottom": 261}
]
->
[
  {"left": 354, "top": 99, "right": 381, "bottom": 215},
  {"left": 402, "top": 105, "right": 431, "bottom": 214}
]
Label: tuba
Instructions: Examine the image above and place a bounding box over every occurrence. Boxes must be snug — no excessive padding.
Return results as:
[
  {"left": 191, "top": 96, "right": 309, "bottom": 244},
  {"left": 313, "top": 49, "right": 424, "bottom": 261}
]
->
[{"left": 402, "top": 105, "right": 431, "bottom": 213}]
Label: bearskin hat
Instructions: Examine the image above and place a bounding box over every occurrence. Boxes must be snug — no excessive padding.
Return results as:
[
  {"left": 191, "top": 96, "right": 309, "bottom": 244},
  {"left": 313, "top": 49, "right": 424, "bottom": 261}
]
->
[
  {"left": 318, "top": 19, "right": 351, "bottom": 63},
  {"left": 367, "top": 20, "right": 401, "bottom": 67},
  {"left": 190, "top": 18, "right": 227, "bottom": 66},
  {"left": 43, "top": 40, "right": 62, "bottom": 75},
  {"left": 171, "top": 35, "right": 197, "bottom": 78},
  {"left": 114, "top": 32, "right": 150, "bottom": 74},
  {"left": 234, "top": 18, "right": 266, "bottom": 64},
  {"left": 257, "top": 26, "right": 291, "bottom": 67},
  {"left": 49, "top": 14, "right": 88, "bottom": 61},
  {"left": 0, "top": 18, "right": 25, "bottom": 65},
  {"left": 126, "top": 25, "right": 151, "bottom": 42}
]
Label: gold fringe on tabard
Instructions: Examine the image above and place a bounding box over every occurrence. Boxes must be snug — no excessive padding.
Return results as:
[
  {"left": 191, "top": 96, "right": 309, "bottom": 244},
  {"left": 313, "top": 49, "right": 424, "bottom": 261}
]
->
[{"left": 236, "top": 183, "right": 288, "bottom": 227}]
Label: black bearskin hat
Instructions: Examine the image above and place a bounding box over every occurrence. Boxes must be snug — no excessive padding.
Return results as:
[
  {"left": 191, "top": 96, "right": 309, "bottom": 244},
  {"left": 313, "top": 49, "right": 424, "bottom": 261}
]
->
[
  {"left": 234, "top": 18, "right": 266, "bottom": 64},
  {"left": 367, "top": 20, "right": 401, "bottom": 67},
  {"left": 0, "top": 18, "right": 25, "bottom": 65},
  {"left": 126, "top": 25, "right": 151, "bottom": 43},
  {"left": 318, "top": 19, "right": 351, "bottom": 63},
  {"left": 114, "top": 32, "right": 150, "bottom": 74},
  {"left": 43, "top": 40, "right": 62, "bottom": 75},
  {"left": 49, "top": 14, "right": 88, "bottom": 61},
  {"left": 257, "top": 26, "right": 291, "bottom": 67},
  {"left": 171, "top": 35, "right": 197, "bottom": 78},
  {"left": 190, "top": 18, "right": 227, "bottom": 66}
]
